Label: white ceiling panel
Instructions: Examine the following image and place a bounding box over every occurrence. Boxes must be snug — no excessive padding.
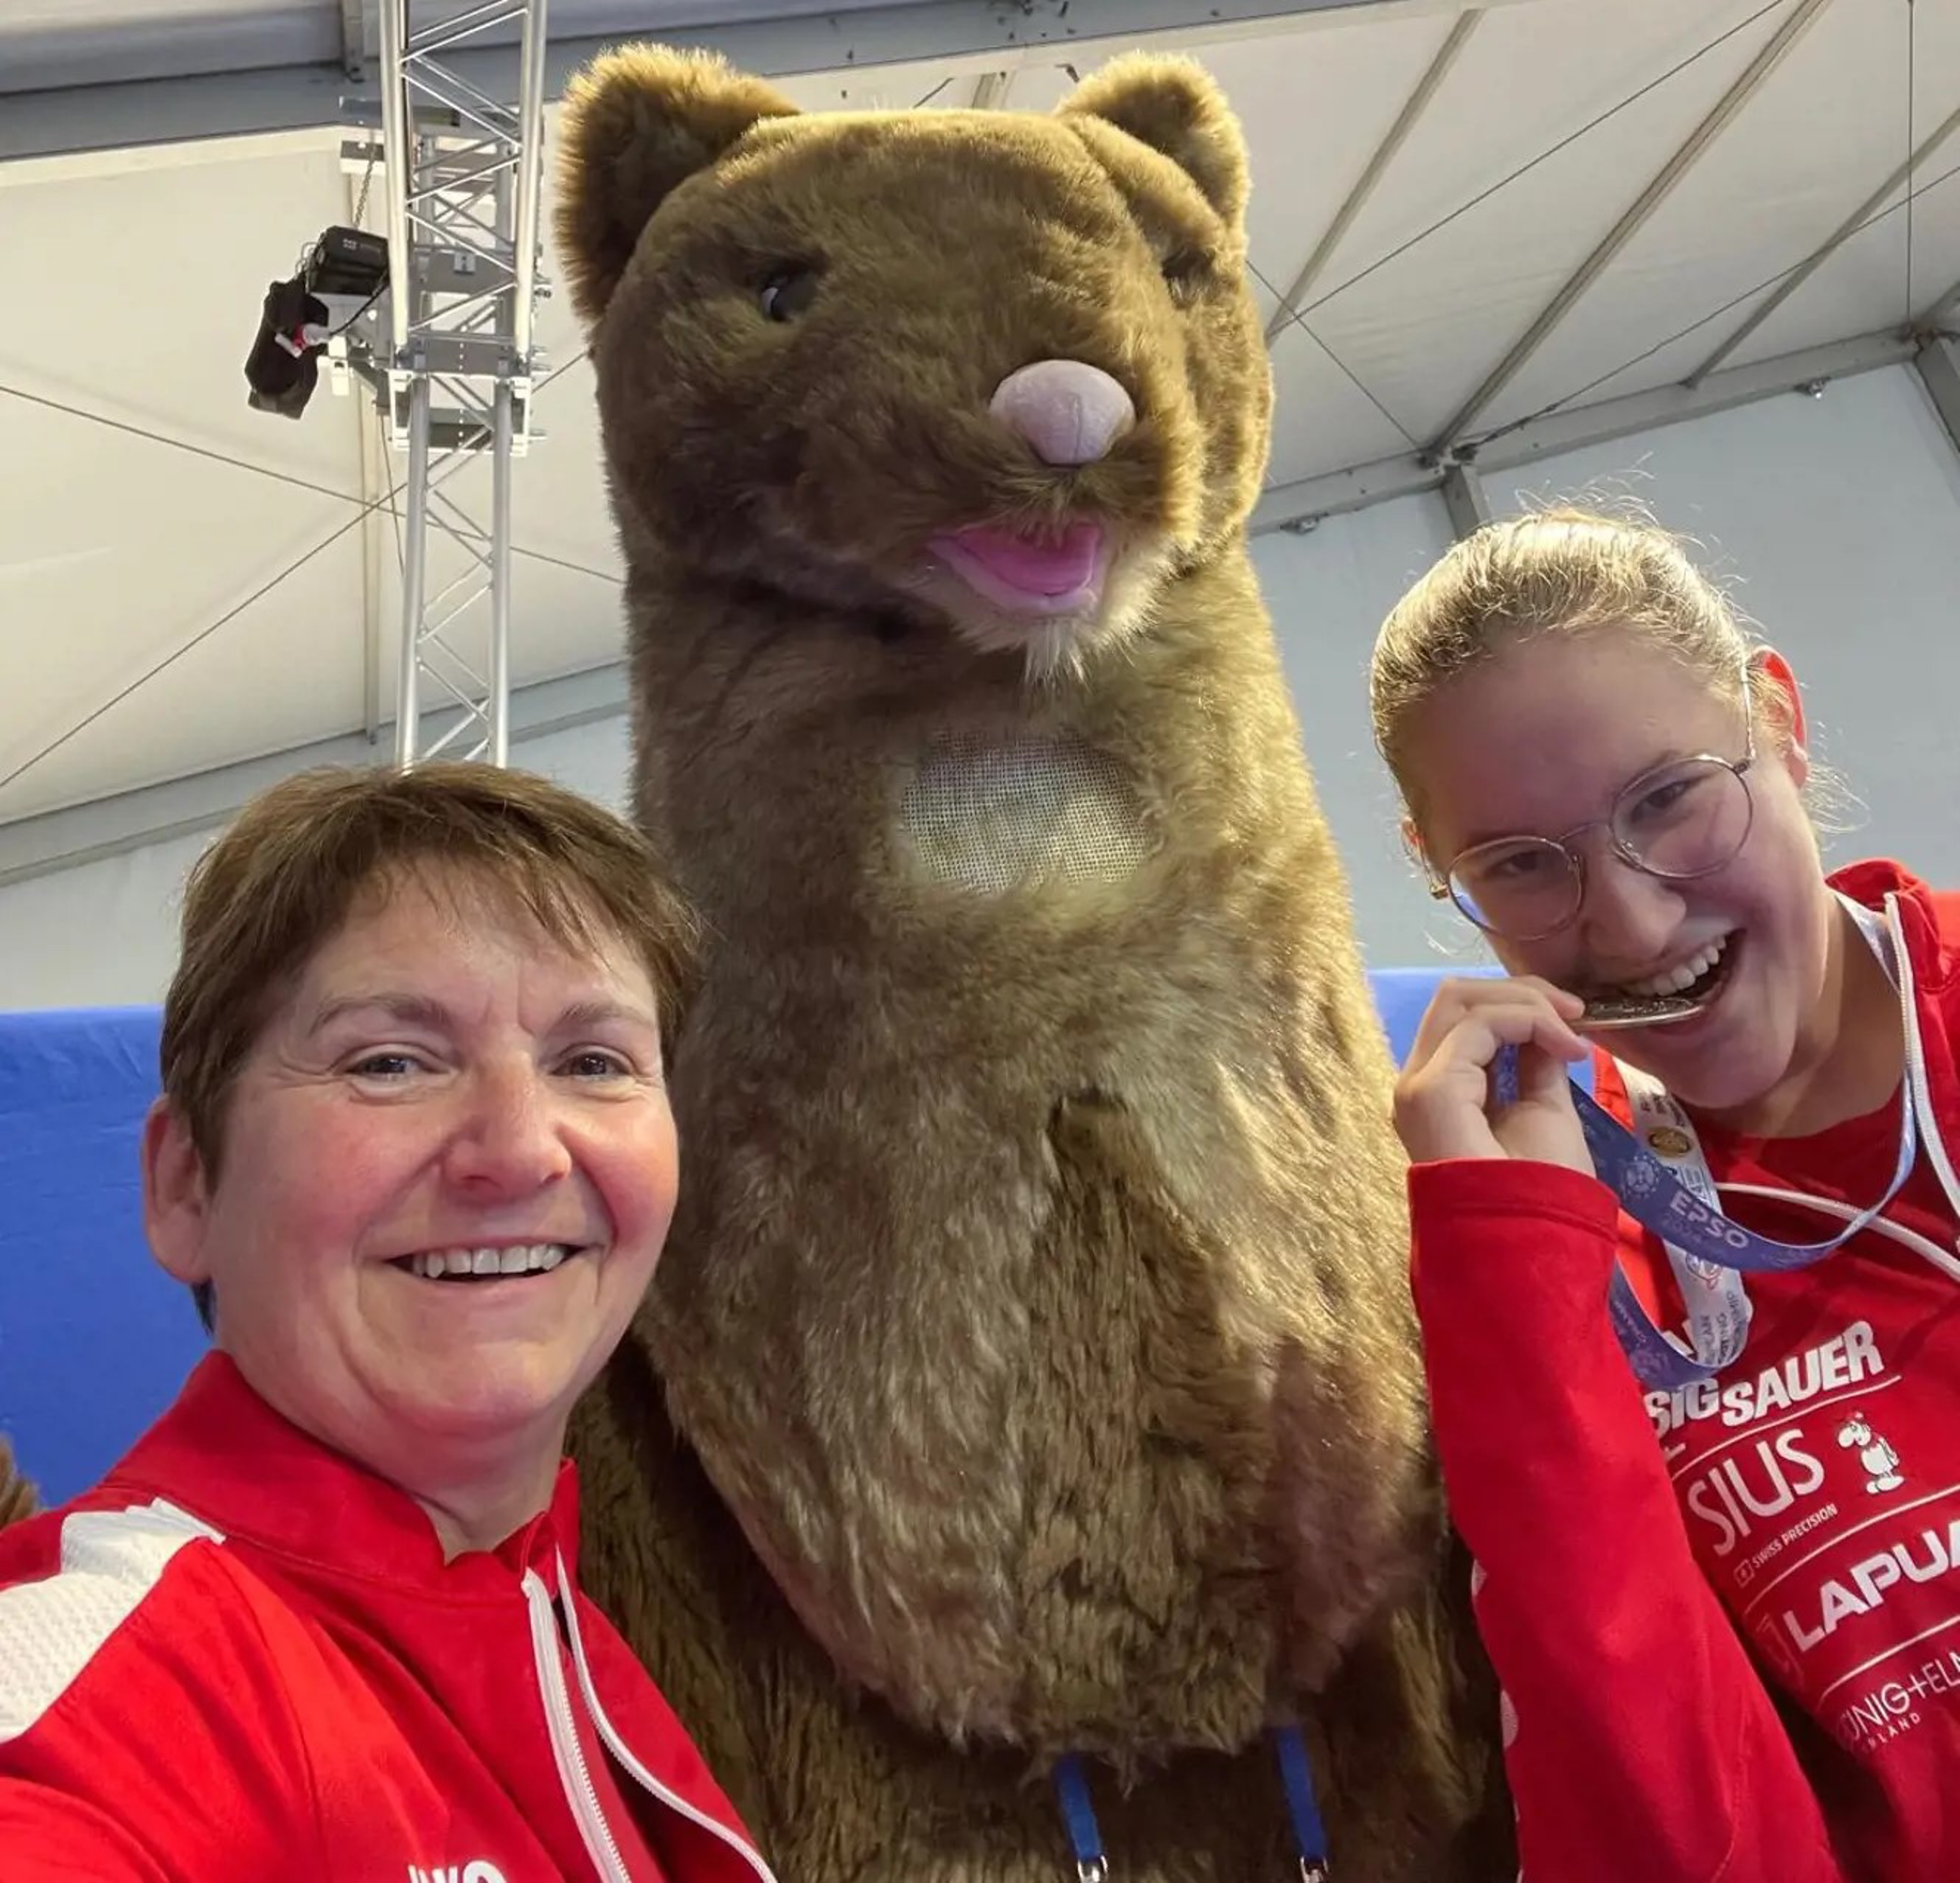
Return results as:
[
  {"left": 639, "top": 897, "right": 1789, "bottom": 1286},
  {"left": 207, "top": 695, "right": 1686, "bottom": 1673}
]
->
[
  {"left": 0, "top": 521, "right": 369, "bottom": 824},
  {"left": 1564, "top": 142, "right": 1960, "bottom": 398},
  {"left": 0, "top": 141, "right": 372, "bottom": 821},
  {"left": 0, "top": 0, "right": 340, "bottom": 91},
  {"left": 1717, "top": 201, "right": 1960, "bottom": 371},
  {"left": 1192, "top": 12, "right": 1465, "bottom": 309},
  {"left": 1266, "top": 311, "right": 1422, "bottom": 485},
  {"left": 1284, "top": 0, "right": 1790, "bottom": 442},
  {"left": 3, "top": 0, "right": 1959, "bottom": 846},
  {"left": 1482, "top": 0, "right": 1952, "bottom": 431},
  {"left": 0, "top": 141, "right": 361, "bottom": 489},
  {"left": 0, "top": 0, "right": 984, "bottom": 91},
  {"left": 1292, "top": 0, "right": 1788, "bottom": 294},
  {"left": 1729, "top": 10, "right": 1960, "bottom": 366}
]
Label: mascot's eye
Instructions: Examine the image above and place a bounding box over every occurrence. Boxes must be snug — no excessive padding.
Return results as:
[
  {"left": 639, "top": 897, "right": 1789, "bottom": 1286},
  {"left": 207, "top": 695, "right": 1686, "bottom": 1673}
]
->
[
  {"left": 1160, "top": 247, "right": 1212, "bottom": 304},
  {"left": 760, "top": 267, "right": 819, "bottom": 321}
]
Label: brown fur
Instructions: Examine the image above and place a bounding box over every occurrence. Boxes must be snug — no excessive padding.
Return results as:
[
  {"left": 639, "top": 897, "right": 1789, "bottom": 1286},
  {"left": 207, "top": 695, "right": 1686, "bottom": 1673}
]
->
[
  {"left": 0, "top": 1435, "right": 39, "bottom": 1531},
  {"left": 557, "top": 45, "right": 1512, "bottom": 1880}
]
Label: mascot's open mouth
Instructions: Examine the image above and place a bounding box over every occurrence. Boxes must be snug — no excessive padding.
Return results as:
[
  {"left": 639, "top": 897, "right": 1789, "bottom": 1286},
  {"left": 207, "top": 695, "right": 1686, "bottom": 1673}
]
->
[{"left": 929, "top": 521, "right": 1111, "bottom": 618}]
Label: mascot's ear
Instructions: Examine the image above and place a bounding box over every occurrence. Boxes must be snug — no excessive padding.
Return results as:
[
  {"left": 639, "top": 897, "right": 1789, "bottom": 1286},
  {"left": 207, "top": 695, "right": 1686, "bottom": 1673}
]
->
[
  {"left": 555, "top": 45, "right": 802, "bottom": 326},
  {"left": 1055, "top": 53, "right": 1249, "bottom": 232}
]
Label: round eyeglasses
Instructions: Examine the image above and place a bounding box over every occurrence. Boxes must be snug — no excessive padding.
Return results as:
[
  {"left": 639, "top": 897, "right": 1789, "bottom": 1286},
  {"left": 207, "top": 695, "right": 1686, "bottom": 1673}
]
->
[{"left": 1432, "top": 752, "right": 1757, "bottom": 942}]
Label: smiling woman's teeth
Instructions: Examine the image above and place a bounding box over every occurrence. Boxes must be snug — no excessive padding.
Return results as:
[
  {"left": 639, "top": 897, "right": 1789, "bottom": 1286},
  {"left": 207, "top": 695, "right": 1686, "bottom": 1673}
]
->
[
  {"left": 1622, "top": 935, "right": 1728, "bottom": 998},
  {"left": 406, "top": 1243, "right": 569, "bottom": 1281}
]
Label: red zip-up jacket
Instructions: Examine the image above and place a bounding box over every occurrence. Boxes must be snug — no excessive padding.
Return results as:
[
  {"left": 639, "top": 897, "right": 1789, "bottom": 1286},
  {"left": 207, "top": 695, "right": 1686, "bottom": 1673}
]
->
[
  {"left": 0, "top": 1351, "right": 778, "bottom": 1883},
  {"left": 1410, "top": 860, "right": 1960, "bottom": 1883}
]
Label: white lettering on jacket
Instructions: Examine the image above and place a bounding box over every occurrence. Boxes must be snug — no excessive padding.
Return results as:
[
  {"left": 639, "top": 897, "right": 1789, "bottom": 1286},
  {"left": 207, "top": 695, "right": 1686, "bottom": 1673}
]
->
[
  {"left": 1680, "top": 1427, "right": 1829, "bottom": 1559},
  {"left": 1647, "top": 1320, "right": 1883, "bottom": 1442},
  {"left": 406, "top": 1862, "right": 508, "bottom": 1883},
  {"left": 1780, "top": 1517, "right": 1960, "bottom": 1655}
]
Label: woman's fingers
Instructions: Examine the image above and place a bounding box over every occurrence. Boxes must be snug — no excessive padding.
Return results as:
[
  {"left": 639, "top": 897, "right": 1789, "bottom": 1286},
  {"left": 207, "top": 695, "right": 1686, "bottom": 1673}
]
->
[
  {"left": 1394, "top": 978, "right": 1594, "bottom": 1169},
  {"left": 1404, "top": 975, "right": 1589, "bottom": 1076}
]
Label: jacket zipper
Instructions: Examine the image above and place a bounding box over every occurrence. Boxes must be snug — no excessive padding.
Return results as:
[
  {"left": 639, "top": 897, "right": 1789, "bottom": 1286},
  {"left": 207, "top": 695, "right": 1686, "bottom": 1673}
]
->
[
  {"left": 524, "top": 1568, "right": 632, "bottom": 1883},
  {"left": 553, "top": 1549, "right": 781, "bottom": 1883}
]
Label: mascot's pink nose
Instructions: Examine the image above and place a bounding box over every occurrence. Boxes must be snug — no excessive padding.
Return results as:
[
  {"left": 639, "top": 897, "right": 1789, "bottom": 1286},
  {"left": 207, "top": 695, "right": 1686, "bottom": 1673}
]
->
[{"left": 989, "top": 359, "right": 1136, "bottom": 466}]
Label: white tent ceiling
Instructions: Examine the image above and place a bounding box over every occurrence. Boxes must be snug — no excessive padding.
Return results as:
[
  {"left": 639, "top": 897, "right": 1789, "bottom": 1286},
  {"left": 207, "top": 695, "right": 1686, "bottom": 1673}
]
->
[{"left": 2, "top": 0, "right": 1956, "bottom": 876}]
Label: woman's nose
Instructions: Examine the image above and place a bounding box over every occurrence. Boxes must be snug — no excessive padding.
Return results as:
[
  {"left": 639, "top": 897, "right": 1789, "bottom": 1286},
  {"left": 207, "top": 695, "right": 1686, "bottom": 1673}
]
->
[
  {"left": 1579, "top": 849, "right": 1689, "bottom": 964},
  {"left": 443, "top": 1066, "right": 573, "bottom": 1194}
]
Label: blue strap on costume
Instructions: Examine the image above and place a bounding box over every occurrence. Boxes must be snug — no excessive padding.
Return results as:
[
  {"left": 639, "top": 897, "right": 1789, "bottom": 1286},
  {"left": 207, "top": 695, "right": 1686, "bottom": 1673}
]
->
[
  {"left": 1273, "top": 1723, "right": 1332, "bottom": 1880},
  {"left": 1052, "top": 1754, "right": 1108, "bottom": 1882},
  {"left": 1052, "top": 1727, "right": 1330, "bottom": 1877}
]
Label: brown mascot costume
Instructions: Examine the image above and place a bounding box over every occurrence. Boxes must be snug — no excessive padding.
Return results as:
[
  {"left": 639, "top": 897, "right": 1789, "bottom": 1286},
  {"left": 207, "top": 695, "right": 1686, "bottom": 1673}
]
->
[
  {"left": 0, "top": 1441, "right": 34, "bottom": 1533},
  {"left": 557, "top": 42, "right": 1512, "bottom": 1883}
]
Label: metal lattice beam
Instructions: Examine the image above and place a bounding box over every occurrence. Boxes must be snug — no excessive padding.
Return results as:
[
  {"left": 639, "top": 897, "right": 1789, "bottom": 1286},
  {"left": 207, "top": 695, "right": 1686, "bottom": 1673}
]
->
[
  {"left": 0, "top": 0, "right": 1523, "bottom": 164},
  {"left": 334, "top": 0, "right": 551, "bottom": 768}
]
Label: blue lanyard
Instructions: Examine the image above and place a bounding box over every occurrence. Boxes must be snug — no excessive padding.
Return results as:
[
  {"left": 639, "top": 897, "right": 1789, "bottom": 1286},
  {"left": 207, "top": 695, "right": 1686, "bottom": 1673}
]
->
[
  {"left": 1052, "top": 1725, "right": 1330, "bottom": 1879},
  {"left": 1523, "top": 895, "right": 1934, "bottom": 1391}
]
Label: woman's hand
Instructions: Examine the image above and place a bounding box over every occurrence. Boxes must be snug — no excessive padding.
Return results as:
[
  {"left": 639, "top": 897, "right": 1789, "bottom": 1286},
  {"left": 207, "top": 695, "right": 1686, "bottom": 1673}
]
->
[{"left": 1394, "top": 975, "right": 1595, "bottom": 1174}]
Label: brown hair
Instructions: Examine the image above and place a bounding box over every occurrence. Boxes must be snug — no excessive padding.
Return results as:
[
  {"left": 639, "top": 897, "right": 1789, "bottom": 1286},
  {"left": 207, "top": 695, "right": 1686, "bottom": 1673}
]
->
[
  {"left": 1369, "top": 505, "right": 1782, "bottom": 817},
  {"left": 162, "top": 759, "right": 699, "bottom": 1188}
]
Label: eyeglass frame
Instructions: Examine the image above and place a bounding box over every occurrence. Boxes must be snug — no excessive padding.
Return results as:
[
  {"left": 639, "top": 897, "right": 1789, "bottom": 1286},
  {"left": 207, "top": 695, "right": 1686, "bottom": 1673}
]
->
[{"left": 1422, "top": 670, "right": 1762, "bottom": 944}]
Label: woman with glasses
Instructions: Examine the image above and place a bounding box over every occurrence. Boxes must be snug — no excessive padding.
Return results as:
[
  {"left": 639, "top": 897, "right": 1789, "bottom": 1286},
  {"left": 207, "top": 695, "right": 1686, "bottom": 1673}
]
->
[{"left": 1372, "top": 507, "right": 1960, "bottom": 1883}]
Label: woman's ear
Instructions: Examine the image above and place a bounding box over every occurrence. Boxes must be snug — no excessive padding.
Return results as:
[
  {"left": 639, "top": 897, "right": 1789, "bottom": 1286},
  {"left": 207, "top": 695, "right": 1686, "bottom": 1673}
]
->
[
  {"left": 143, "top": 1100, "right": 214, "bottom": 1287},
  {"left": 1400, "top": 813, "right": 1433, "bottom": 877},
  {"left": 1750, "top": 645, "right": 1810, "bottom": 784}
]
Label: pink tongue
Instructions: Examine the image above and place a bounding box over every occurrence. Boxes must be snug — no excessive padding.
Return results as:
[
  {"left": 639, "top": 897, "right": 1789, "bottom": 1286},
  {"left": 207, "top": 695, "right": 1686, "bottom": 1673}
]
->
[{"left": 948, "top": 522, "right": 1102, "bottom": 596}]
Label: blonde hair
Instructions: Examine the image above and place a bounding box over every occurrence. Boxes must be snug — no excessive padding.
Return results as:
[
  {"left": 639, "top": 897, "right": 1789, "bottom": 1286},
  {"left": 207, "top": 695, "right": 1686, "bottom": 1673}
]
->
[{"left": 1369, "top": 507, "right": 1778, "bottom": 812}]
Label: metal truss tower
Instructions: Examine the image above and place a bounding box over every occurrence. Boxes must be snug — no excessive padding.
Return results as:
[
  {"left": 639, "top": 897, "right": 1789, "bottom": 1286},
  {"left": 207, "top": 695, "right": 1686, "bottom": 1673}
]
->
[{"left": 340, "top": 0, "right": 551, "bottom": 768}]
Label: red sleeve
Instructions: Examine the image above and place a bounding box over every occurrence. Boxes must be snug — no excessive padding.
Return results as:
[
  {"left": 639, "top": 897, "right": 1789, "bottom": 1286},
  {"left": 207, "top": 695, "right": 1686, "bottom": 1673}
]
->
[
  {"left": 0, "top": 1542, "right": 310, "bottom": 1882},
  {"left": 0, "top": 1781, "right": 171, "bottom": 1881},
  {"left": 1409, "top": 1158, "right": 1845, "bottom": 1883}
]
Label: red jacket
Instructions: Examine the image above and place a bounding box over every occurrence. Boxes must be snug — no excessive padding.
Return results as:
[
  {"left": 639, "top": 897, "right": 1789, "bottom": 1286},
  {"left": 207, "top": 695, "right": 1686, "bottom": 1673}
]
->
[
  {"left": 1411, "top": 860, "right": 1960, "bottom": 1883},
  {"left": 0, "top": 1351, "right": 776, "bottom": 1883}
]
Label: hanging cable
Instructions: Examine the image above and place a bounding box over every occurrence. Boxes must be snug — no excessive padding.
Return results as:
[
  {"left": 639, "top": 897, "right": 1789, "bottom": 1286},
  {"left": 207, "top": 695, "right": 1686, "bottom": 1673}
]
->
[
  {"left": 1465, "top": 153, "right": 1960, "bottom": 452},
  {"left": 0, "top": 383, "right": 365, "bottom": 507},
  {"left": 1905, "top": 0, "right": 1919, "bottom": 319},
  {"left": 0, "top": 382, "right": 616, "bottom": 587},
  {"left": 1249, "top": 258, "right": 1419, "bottom": 448},
  {"left": 1297, "top": 0, "right": 1790, "bottom": 319},
  {"left": 0, "top": 490, "right": 396, "bottom": 798}
]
